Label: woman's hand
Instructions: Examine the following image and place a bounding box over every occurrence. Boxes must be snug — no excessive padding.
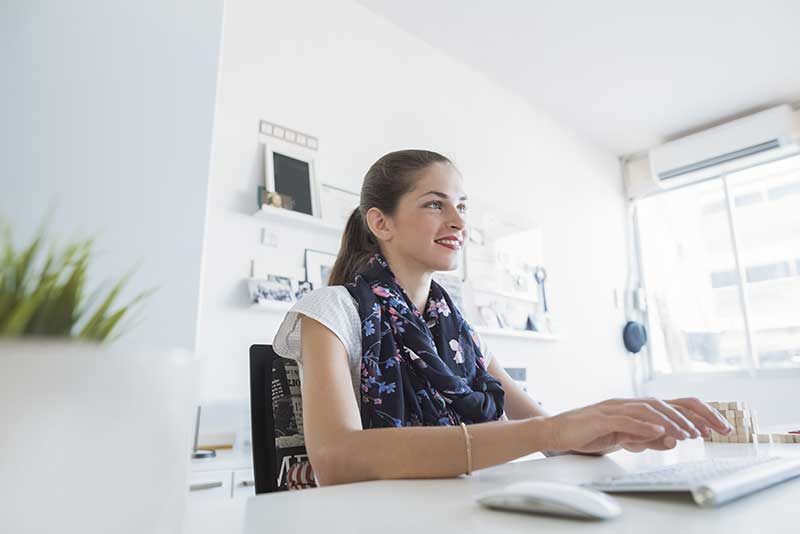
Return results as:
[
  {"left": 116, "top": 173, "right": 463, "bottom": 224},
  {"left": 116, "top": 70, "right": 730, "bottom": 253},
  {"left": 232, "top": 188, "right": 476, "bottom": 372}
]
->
[
  {"left": 545, "top": 397, "right": 735, "bottom": 455},
  {"left": 616, "top": 397, "right": 735, "bottom": 453}
]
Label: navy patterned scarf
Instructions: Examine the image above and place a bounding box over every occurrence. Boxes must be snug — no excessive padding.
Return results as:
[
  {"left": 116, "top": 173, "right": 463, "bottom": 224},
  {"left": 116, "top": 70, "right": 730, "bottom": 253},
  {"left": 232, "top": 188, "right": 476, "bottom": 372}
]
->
[{"left": 345, "top": 254, "right": 504, "bottom": 429}]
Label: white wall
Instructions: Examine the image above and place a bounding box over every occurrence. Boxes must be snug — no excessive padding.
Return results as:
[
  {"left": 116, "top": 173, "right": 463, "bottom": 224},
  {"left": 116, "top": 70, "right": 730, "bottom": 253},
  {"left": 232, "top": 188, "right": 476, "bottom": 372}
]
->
[
  {"left": 197, "top": 0, "right": 634, "bottom": 414},
  {"left": 1, "top": 0, "right": 223, "bottom": 350},
  {"left": 644, "top": 371, "right": 799, "bottom": 429}
]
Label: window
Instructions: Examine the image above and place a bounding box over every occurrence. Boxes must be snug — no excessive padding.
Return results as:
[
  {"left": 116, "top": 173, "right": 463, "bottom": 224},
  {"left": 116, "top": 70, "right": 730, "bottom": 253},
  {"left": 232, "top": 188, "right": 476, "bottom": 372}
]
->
[{"left": 636, "top": 155, "right": 800, "bottom": 374}]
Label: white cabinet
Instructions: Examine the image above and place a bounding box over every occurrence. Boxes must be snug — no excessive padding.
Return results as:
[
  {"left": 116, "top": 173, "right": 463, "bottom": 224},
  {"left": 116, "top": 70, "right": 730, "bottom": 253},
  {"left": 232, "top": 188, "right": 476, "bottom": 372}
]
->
[
  {"left": 232, "top": 468, "right": 255, "bottom": 499},
  {"left": 189, "top": 470, "right": 232, "bottom": 501},
  {"left": 190, "top": 450, "right": 253, "bottom": 500}
]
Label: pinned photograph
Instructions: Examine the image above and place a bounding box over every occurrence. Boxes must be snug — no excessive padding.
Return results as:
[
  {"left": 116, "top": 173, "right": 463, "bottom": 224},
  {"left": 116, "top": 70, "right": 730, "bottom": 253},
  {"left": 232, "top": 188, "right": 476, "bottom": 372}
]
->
[
  {"left": 258, "top": 186, "right": 295, "bottom": 211},
  {"left": 248, "top": 275, "right": 295, "bottom": 304}
]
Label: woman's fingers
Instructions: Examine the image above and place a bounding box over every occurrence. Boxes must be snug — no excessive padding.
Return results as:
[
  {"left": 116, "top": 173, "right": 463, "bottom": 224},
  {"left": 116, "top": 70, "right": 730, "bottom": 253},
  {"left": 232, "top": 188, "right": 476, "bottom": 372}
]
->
[
  {"left": 604, "top": 415, "right": 666, "bottom": 441},
  {"left": 666, "top": 398, "right": 734, "bottom": 435},
  {"left": 556, "top": 397, "right": 732, "bottom": 454},
  {"left": 669, "top": 404, "right": 714, "bottom": 439},
  {"left": 610, "top": 402, "right": 690, "bottom": 440},
  {"left": 644, "top": 398, "right": 701, "bottom": 438},
  {"left": 600, "top": 397, "right": 715, "bottom": 439},
  {"left": 621, "top": 435, "right": 677, "bottom": 452},
  {"left": 625, "top": 399, "right": 700, "bottom": 438}
]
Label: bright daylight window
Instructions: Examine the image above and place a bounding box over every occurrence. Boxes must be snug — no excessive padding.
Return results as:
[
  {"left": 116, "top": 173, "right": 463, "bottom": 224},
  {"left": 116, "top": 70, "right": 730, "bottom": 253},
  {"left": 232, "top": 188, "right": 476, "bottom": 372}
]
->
[{"left": 635, "top": 154, "right": 800, "bottom": 374}]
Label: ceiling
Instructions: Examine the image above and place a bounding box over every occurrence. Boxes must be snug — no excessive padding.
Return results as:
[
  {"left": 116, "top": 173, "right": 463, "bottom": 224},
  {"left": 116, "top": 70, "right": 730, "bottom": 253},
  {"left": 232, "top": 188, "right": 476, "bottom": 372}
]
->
[{"left": 358, "top": 0, "right": 800, "bottom": 156}]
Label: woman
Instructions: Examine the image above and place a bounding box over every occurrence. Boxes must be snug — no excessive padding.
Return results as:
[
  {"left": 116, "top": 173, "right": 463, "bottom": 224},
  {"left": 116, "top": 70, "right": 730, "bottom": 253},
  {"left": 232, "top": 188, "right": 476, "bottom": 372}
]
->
[{"left": 273, "top": 149, "right": 733, "bottom": 487}]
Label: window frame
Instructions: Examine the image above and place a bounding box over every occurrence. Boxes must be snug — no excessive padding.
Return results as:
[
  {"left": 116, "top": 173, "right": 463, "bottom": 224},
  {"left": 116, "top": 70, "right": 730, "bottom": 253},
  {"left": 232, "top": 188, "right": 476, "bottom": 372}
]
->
[{"left": 632, "top": 153, "right": 800, "bottom": 380}]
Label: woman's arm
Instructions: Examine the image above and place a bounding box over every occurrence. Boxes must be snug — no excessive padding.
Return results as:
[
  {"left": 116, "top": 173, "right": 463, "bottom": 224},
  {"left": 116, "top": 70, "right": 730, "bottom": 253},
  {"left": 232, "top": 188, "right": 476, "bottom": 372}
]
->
[
  {"left": 300, "top": 316, "right": 554, "bottom": 486},
  {"left": 299, "top": 317, "right": 697, "bottom": 485},
  {"left": 486, "top": 354, "right": 733, "bottom": 455},
  {"left": 485, "top": 354, "right": 549, "bottom": 420},
  {"left": 486, "top": 354, "right": 621, "bottom": 456}
]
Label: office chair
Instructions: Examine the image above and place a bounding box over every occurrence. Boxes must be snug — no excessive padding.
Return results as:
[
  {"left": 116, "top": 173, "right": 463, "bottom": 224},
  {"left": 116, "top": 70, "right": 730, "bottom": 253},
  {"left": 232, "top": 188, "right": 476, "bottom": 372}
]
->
[{"left": 249, "top": 344, "right": 317, "bottom": 494}]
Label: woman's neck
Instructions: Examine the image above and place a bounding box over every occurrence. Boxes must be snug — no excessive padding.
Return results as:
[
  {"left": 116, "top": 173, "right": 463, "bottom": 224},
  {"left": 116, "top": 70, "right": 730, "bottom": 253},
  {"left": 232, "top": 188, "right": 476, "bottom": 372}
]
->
[{"left": 382, "top": 249, "right": 433, "bottom": 312}]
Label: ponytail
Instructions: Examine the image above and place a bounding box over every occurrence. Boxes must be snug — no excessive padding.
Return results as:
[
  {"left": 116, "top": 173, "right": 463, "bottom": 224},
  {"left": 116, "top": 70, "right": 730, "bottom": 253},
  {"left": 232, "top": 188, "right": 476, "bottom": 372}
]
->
[
  {"left": 327, "top": 208, "right": 379, "bottom": 286},
  {"left": 326, "top": 149, "right": 454, "bottom": 286}
]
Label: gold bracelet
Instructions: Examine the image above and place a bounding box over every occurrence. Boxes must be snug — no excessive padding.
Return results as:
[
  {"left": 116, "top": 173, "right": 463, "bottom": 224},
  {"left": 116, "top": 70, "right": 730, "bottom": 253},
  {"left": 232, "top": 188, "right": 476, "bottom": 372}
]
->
[{"left": 460, "top": 422, "right": 472, "bottom": 475}]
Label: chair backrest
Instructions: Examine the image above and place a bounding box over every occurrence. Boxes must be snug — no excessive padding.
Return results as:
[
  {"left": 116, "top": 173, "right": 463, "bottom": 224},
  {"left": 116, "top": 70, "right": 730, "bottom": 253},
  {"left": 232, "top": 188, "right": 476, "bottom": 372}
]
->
[{"left": 249, "top": 344, "right": 310, "bottom": 494}]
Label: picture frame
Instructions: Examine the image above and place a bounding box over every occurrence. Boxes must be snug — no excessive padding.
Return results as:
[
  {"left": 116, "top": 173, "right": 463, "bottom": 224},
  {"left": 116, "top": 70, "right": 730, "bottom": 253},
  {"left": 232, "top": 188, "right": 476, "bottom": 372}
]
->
[
  {"left": 304, "top": 249, "right": 338, "bottom": 289},
  {"left": 248, "top": 275, "right": 295, "bottom": 304},
  {"left": 262, "top": 137, "right": 319, "bottom": 218},
  {"left": 478, "top": 305, "right": 502, "bottom": 329},
  {"left": 320, "top": 183, "right": 360, "bottom": 228}
]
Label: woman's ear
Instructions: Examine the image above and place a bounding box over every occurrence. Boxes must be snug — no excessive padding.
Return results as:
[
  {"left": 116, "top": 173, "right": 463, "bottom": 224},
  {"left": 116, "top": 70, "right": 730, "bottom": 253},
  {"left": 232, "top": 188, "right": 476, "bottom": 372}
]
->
[{"left": 365, "top": 207, "right": 393, "bottom": 242}]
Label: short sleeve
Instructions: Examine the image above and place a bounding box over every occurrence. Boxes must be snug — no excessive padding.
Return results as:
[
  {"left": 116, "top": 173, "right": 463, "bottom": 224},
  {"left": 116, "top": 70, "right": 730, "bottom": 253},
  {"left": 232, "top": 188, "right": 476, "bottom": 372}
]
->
[{"left": 272, "top": 286, "right": 361, "bottom": 365}]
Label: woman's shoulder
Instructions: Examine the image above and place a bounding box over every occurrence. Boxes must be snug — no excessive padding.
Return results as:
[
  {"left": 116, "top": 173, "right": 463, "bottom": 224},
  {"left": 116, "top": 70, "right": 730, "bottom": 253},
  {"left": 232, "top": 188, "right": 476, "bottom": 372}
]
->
[
  {"left": 273, "top": 285, "right": 361, "bottom": 363},
  {"left": 292, "top": 284, "right": 356, "bottom": 313}
]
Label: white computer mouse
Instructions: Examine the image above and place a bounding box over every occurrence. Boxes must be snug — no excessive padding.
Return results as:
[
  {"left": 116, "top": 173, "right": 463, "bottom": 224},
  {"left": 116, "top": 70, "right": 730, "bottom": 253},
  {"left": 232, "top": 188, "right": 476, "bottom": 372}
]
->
[{"left": 475, "top": 480, "right": 622, "bottom": 520}]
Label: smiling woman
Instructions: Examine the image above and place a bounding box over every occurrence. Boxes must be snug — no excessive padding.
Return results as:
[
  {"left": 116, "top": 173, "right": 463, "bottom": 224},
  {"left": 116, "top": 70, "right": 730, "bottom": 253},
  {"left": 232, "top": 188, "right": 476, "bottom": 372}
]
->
[{"left": 271, "top": 149, "right": 734, "bottom": 488}]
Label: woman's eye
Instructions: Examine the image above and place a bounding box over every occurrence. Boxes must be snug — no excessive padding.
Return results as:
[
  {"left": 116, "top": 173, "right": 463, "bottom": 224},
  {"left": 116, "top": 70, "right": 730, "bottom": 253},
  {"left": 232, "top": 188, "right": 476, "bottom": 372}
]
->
[
  {"left": 458, "top": 204, "right": 468, "bottom": 214},
  {"left": 425, "top": 201, "right": 442, "bottom": 209}
]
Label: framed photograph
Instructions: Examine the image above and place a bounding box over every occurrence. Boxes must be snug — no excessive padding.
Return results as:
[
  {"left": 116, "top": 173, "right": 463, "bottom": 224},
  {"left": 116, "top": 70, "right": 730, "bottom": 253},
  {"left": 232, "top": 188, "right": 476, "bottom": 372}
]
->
[
  {"left": 478, "top": 305, "right": 502, "bottom": 329},
  {"left": 248, "top": 275, "right": 295, "bottom": 304},
  {"left": 304, "top": 249, "right": 338, "bottom": 289},
  {"left": 320, "top": 184, "right": 360, "bottom": 228},
  {"left": 496, "top": 311, "right": 510, "bottom": 329},
  {"left": 262, "top": 137, "right": 319, "bottom": 217}
]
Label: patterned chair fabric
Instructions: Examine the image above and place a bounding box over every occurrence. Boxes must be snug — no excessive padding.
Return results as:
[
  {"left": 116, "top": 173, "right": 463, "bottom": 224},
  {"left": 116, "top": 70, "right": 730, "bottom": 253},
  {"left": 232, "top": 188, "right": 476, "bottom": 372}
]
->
[{"left": 270, "top": 357, "right": 317, "bottom": 490}]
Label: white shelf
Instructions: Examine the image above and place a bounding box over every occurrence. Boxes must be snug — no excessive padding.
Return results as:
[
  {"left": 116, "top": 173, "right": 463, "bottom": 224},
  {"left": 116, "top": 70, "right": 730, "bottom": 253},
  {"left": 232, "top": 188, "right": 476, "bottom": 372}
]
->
[
  {"left": 253, "top": 206, "right": 343, "bottom": 233},
  {"left": 250, "top": 300, "right": 293, "bottom": 312},
  {"left": 471, "top": 286, "right": 539, "bottom": 304},
  {"left": 474, "top": 326, "right": 559, "bottom": 341}
]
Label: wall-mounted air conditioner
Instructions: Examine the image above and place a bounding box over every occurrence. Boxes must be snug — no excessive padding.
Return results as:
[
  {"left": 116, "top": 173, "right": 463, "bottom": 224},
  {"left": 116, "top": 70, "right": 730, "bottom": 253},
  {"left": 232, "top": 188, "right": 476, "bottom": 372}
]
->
[{"left": 624, "top": 104, "right": 800, "bottom": 199}]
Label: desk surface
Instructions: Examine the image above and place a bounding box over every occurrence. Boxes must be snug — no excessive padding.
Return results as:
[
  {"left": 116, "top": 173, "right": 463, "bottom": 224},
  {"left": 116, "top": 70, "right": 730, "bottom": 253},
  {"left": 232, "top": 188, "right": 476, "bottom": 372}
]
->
[{"left": 184, "top": 439, "right": 800, "bottom": 533}]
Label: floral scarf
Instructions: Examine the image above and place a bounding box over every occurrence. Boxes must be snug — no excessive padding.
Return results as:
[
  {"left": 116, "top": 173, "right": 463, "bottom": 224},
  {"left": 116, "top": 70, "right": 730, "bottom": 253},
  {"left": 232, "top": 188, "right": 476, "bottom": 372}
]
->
[{"left": 345, "top": 254, "right": 504, "bottom": 429}]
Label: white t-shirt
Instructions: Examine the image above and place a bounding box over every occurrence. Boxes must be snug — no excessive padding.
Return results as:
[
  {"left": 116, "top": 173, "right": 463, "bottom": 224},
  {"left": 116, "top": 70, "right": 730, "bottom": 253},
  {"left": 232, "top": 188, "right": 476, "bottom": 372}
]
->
[{"left": 272, "top": 285, "right": 495, "bottom": 405}]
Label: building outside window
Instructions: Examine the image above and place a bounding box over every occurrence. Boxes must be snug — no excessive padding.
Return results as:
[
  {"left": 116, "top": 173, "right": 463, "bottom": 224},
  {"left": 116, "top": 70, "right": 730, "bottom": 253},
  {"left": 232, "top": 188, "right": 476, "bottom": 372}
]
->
[{"left": 635, "top": 155, "right": 800, "bottom": 374}]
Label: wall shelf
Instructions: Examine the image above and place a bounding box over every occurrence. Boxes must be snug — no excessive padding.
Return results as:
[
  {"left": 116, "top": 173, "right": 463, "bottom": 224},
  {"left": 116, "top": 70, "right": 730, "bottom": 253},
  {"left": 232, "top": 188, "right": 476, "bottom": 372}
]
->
[
  {"left": 474, "top": 326, "right": 559, "bottom": 341},
  {"left": 471, "top": 286, "right": 539, "bottom": 304},
  {"left": 253, "top": 206, "right": 342, "bottom": 233}
]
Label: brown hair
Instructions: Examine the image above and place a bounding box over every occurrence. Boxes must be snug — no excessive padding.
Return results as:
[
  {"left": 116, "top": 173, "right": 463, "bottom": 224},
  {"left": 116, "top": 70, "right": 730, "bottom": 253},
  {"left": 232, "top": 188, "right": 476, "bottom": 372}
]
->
[{"left": 327, "top": 149, "right": 453, "bottom": 286}]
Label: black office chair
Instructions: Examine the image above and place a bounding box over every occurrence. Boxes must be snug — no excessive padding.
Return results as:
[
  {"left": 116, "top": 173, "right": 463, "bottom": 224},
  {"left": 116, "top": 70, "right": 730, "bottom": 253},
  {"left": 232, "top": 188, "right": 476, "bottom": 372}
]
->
[{"left": 249, "top": 344, "right": 316, "bottom": 494}]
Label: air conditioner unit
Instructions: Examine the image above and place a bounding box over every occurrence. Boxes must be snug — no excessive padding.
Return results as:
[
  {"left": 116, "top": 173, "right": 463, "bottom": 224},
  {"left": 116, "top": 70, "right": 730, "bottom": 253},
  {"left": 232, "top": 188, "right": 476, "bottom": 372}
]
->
[{"left": 624, "top": 104, "right": 800, "bottom": 199}]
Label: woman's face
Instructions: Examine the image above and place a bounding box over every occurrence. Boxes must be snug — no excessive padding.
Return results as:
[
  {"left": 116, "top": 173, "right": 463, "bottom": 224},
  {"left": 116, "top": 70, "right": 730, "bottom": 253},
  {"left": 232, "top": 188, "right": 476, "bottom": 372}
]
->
[{"left": 382, "top": 162, "right": 468, "bottom": 273}]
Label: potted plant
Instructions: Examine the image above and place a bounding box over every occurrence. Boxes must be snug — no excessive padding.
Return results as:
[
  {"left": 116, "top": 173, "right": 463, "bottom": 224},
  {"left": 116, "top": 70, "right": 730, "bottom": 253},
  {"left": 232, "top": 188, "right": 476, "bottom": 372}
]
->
[{"left": 0, "top": 224, "right": 198, "bottom": 534}]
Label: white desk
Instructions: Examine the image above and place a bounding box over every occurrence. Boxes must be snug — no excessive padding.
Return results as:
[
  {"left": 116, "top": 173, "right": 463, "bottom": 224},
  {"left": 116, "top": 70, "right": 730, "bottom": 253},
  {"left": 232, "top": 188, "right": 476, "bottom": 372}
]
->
[{"left": 184, "top": 439, "right": 800, "bottom": 533}]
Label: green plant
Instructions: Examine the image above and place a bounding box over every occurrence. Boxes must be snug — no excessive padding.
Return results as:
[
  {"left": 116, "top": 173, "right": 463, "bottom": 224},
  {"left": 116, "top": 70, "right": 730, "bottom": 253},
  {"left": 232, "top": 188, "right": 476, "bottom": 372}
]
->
[{"left": 0, "top": 224, "right": 153, "bottom": 342}]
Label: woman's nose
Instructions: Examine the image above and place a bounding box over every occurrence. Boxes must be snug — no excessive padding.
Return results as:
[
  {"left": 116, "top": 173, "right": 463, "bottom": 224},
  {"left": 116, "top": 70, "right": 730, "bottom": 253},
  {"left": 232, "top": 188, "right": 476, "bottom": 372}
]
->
[{"left": 449, "top": 208, "right": 466, "bottom": 229}]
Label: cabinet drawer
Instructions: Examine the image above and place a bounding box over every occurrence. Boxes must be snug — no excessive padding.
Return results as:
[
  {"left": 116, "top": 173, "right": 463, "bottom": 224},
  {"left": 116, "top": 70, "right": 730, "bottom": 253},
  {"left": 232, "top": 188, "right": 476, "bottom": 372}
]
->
[
  {"left": 189, "top": 470, "right": 232, "bottom": 500},
  {"left": 232, "top": 468, "right": 255, "bottom": 499}
]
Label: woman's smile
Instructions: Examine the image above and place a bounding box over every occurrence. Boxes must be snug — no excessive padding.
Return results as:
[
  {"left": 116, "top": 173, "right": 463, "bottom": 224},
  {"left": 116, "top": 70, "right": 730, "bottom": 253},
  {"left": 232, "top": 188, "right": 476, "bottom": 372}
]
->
[{"left": 434, "top": 235, "right": 463, "bottom": 251}]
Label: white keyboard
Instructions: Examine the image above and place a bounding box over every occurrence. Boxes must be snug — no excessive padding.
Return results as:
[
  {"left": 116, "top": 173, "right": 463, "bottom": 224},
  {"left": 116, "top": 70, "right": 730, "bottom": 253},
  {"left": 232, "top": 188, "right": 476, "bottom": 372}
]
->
[{"left": 586, "top": 456, "right": 800, "bottom": 507}]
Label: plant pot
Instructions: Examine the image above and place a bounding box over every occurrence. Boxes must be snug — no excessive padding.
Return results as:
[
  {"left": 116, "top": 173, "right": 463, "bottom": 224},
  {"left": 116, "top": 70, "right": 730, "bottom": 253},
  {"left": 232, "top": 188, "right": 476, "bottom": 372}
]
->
[{"left": 0, "top": 340, "right": 198, "bottom": 534}]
